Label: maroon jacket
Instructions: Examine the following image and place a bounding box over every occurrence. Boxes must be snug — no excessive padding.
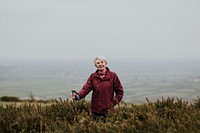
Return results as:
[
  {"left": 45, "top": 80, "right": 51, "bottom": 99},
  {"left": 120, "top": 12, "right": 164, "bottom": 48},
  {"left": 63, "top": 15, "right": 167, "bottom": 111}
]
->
[{"left": 78, "top": 67, "right": 124, "bottom": 113}]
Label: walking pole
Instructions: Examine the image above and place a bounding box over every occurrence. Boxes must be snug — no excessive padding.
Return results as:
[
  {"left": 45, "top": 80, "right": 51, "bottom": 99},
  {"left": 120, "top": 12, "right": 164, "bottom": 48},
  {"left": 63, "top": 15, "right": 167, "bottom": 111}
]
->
[{"left": 71, "top": 90, "right": 80, "bottom": 121}]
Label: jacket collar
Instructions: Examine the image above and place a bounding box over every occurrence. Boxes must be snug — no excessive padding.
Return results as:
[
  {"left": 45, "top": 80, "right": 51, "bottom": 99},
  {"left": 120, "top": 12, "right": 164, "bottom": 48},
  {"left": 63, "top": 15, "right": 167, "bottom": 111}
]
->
[{"left": 94, "top": 67, "right": 111, "bottom": 80}]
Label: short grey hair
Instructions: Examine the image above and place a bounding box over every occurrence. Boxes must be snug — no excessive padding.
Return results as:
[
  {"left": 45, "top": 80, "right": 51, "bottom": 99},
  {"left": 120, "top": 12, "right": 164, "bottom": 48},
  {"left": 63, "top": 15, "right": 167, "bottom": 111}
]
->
[{"left": 94, "top": 56, "right": 108, "bottom": 64}]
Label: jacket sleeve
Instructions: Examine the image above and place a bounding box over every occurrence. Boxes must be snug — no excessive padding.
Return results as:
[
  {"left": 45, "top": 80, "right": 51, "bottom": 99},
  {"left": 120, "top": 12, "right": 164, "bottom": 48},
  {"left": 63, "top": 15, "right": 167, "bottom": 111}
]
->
[
  {"left": 113, "top": 73, "right": 124, "bottom": 106},
  {"left": 78, "top": 74, "right": 93, "bottom": 99}
]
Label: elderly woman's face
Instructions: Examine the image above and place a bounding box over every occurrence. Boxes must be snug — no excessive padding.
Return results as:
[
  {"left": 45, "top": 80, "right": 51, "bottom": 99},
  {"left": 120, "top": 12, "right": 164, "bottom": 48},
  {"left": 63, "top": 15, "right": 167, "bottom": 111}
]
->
[{"left": 95, "top": 59, "right": 107, "bottom": 71}]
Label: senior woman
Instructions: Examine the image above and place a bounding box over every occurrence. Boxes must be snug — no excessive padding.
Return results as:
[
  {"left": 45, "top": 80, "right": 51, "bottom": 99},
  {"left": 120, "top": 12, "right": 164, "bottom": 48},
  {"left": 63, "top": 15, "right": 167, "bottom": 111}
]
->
[{"left": 72, "top": 56, "right": 124, "bottom": 119}]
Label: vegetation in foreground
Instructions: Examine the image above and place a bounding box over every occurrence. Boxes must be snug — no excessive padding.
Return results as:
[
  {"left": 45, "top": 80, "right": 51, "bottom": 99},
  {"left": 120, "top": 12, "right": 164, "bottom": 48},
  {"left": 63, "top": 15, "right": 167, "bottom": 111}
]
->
[{"left": 0, "top": 97, "right": 200, "bottom": 133}]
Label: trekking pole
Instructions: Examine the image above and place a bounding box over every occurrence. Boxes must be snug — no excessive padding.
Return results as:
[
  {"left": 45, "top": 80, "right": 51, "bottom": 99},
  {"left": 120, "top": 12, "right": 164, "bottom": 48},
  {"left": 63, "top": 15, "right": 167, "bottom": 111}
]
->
[{"left": 71, "top": 90, "right": 80, "bottom": 121}]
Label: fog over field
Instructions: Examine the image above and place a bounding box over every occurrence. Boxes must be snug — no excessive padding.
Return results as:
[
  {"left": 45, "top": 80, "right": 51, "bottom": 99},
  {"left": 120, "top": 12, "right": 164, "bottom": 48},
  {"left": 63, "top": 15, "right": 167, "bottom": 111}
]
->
[{"left": 0, "top": 0, "right": 200, "bottom": 103}]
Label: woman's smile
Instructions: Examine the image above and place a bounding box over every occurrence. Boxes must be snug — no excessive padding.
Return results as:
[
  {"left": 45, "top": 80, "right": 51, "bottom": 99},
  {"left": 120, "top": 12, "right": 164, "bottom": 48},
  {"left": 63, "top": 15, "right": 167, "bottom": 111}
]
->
[{"left": 95, "top": 59, "right": 107, "bottom": 71}]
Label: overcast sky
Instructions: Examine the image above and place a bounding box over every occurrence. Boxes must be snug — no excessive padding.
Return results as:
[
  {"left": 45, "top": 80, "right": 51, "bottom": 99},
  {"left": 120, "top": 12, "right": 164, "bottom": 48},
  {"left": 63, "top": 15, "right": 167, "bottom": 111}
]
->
[{"left": 0, "top": 0, "right": 200, "bottom": 61}]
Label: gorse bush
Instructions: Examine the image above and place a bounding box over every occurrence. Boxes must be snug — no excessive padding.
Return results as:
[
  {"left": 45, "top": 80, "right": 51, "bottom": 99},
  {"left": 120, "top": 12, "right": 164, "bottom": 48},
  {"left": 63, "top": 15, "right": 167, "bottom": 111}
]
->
[{"left": 0, "top": 97, "right": 200, "bottom": 133}]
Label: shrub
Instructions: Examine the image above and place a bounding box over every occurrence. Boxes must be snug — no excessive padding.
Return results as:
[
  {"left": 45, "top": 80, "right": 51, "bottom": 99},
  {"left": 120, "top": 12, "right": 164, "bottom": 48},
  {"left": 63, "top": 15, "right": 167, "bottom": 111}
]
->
[
  {"left": 0, "top": 96, "right": 21, "bottom": 102},
  {"left": 1, "top": 97, "right": 200, "bottom": 133}
]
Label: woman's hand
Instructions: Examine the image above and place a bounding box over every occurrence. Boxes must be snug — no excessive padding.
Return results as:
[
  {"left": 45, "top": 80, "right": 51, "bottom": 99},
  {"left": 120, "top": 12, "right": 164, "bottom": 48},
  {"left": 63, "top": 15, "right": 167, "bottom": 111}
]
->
[
  {"left": 71, "top": 94, "right": 76, "bottom": 100},
  {"left": 71, "top": 90, "right": 80, "bottom": 100},
  {"left": 112, "top": 97, "right": 119, "bottom": 106}
]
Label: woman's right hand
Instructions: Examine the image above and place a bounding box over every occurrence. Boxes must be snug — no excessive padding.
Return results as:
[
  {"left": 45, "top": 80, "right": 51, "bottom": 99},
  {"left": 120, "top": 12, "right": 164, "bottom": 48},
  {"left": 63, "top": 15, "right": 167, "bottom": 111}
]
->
[
  {"left": 71, "top": 94, "right": 76, "bottom": 100},
  {"left": 71, "top": 90, "right": 80, "bottom": 100}
]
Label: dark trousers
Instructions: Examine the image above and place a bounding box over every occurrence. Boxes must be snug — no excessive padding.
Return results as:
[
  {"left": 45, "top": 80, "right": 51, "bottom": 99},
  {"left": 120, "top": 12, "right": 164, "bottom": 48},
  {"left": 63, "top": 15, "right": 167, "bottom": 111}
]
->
[{"left": 92, "top": 112, "right": 106, "bottom": 121}]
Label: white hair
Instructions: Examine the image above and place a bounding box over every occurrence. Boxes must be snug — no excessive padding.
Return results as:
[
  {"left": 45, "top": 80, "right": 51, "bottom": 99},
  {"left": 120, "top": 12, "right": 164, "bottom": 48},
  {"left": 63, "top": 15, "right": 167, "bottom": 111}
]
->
[{"left": 94, "top": 56, "right": 108, "bottom": 64}]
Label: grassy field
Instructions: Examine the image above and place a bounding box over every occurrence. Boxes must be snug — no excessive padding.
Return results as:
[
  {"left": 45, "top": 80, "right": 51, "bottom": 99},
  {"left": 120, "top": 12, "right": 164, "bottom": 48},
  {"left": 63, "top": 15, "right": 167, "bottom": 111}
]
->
[{"left": 1, "top": 97, "right": 200, "bottom": 133}]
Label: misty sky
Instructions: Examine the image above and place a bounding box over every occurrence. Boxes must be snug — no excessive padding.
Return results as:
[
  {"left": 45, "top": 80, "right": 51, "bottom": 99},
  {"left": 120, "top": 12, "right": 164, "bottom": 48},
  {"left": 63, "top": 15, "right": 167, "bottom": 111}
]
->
[{"left": 0, "top": 0, "right": 200, "bottom": 60}]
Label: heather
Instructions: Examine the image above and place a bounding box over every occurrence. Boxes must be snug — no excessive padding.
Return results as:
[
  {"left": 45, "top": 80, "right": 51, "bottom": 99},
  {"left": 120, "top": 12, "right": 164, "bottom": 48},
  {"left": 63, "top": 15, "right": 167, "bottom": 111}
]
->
[{"left": 1, "top": 97, "right": 200, "bottom": 133}]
